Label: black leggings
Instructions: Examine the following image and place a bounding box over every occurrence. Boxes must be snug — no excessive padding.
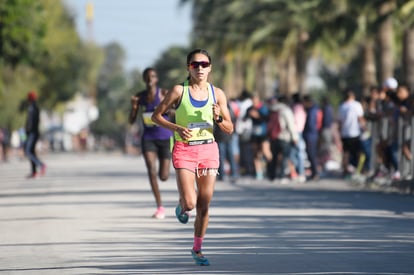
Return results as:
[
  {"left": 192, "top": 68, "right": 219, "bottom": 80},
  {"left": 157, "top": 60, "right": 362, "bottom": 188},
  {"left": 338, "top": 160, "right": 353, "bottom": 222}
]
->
[{"left": 341, "top": 137, "right": 361, "bottom": 167}]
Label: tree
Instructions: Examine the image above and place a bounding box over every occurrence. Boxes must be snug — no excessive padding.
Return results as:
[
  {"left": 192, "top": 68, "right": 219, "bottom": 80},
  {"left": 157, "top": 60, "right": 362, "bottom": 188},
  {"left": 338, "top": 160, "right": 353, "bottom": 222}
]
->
[
  {"left": 35, "top": 0, "right": 87, "bottom": 108},
  {"left": 90, "top": 42, "right": 129, "bottom": 148},
  {"left": 0, "top": 0, "right": 46, "bottom": 67},
  {"left": 180, "top": 0, "right": 411, "bottom": 99},
  {"left": 0, "top": 0, "right": 46, "bottom": 129},
  {"left": 396, "top": 0, "right": 414, "bottom": 91},
  {"left": 0, "top": 66, "right": 44, "bottom": 130},
  {"left": 153, "top": 46, "right": 189, "bottom": 90},
  {"left": 376, "top": 0, "right": 396, "bottom": 83},
  {"left": 0, "top": 0, "right": 95, "bottom": 130}
]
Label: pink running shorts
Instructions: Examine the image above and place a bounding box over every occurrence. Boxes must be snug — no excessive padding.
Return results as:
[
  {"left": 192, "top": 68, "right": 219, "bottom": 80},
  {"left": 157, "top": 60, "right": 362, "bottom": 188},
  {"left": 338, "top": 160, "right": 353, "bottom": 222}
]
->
[{"left": 172, "top": 141, "right": 219, "bottom": 172}]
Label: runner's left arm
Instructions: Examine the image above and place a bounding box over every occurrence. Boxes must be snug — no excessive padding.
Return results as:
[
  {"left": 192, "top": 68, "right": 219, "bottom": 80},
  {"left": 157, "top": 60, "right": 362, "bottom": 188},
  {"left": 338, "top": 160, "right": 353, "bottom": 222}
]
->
[{"left": 212, "top": 87, "right": 234, "bottom": 135}]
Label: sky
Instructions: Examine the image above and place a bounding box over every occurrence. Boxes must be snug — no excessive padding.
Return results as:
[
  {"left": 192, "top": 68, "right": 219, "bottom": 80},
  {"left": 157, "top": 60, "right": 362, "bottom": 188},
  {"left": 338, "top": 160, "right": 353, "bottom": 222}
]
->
[{"left": 63, "top": 0, "right": 192, "bottom": 71}]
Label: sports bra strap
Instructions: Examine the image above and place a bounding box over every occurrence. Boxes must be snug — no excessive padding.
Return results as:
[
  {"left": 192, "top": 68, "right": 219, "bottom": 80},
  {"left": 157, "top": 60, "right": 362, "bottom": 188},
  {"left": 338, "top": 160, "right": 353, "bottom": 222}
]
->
[{"left": 210, "top": 84, "right": 216, "bottom": 104}]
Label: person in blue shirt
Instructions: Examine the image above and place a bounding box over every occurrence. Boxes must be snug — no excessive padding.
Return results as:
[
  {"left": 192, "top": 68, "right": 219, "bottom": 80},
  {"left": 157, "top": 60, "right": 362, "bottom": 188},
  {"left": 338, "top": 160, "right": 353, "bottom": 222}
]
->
[
  {"left": 319, "top": 96, "right": 334, "bottom": 168},
  {"left": 303, "top": 95, "right": 320, "bottom": 181}
]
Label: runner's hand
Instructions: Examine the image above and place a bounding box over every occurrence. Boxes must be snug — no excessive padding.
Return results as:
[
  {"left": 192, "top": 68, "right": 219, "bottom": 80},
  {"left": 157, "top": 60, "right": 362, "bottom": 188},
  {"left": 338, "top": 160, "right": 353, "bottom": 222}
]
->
[
  {"left": 212, "top": 103, "right": 221, "bottom": 120},
  {"left": 131, "top": 96, "right": 139, "bottom": 109},
  {"left": 176, "top": 126, "right": 192, "bottom": 140}
]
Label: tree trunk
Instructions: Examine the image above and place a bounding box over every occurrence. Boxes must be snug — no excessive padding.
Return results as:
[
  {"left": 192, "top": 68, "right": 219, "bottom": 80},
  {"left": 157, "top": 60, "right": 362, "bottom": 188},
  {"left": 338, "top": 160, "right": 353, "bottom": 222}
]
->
[
  {"left": 377, "top": 1, "right": 395, "bottom": 83},
  {"left": 254, "top": 58, "right": 265, "bottom": 98},
  {"left": 278, "top": 60, "right": 288, "bottom": 96},
  {"left": 234, "top": 55, "right": 245, "bottom": 97},
  {"left": 222, "top": 60, "right": 235, "bottom": 98},
  {"left": 278, "top": 55, "right": 298, "bottom": 96},
  {"left": 254, "top": 57, "right": 275, "bottom": 99},
  {"left": 223, "top": 54, "right": 244, "bottom": 98},
  {"left": 296, "top": 39, "right": 307, "bottom": 95},
  {"left": 403, "top": 26, "right": 414, "bottom": 92},
  {"left": 263, "top": 57, "right": 276, "bottom": 99},
  {"left": 361, "top": 40, "right": 377, "bottom": 96}
]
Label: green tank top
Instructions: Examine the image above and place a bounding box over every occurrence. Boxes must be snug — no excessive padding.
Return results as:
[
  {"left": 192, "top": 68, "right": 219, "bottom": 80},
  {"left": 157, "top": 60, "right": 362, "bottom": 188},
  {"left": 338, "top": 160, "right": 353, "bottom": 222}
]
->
[{"left": 174, "top": 80, "right": 215, "bottom": 145}]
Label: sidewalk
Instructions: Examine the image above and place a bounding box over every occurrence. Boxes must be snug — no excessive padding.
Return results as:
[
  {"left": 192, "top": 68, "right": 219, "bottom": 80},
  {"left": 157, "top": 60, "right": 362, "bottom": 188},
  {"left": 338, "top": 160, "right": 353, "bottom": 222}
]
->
[{"left": 1, "top": 152, "right": 414, "bottom": 274}]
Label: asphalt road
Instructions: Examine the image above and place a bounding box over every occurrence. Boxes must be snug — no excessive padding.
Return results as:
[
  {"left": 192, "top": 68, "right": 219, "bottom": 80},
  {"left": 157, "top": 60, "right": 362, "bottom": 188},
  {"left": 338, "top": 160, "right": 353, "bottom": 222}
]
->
[{"left": 0, "top": 152, "right": 413, "bottom": 275}]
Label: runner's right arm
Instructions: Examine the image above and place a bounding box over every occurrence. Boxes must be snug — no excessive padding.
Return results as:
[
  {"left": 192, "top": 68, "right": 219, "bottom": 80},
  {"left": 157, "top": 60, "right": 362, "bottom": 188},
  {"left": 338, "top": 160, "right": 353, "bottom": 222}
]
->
[
  {"left": 129, "top": 94, "right": 139, "bottom": 124},
  {"left": 152, "top": 85, "right": 192, "bottom": 140}
]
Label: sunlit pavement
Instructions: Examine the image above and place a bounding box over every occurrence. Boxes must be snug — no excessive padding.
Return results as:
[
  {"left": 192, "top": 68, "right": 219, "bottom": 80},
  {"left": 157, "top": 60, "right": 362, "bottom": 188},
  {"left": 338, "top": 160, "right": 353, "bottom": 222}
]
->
[{"left": 1, "top": 152, "right": 414, "bottom": 275}]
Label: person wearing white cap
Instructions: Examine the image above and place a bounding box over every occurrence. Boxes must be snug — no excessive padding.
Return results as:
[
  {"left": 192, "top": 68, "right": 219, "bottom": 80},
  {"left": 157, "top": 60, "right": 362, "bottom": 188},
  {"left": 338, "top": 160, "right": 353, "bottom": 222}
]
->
[
  {"left": 383, "top": 77, "right": 398, "bottom": 90},
  {"left": 377, "top": 77, "right": 401, "bottom": 180}
]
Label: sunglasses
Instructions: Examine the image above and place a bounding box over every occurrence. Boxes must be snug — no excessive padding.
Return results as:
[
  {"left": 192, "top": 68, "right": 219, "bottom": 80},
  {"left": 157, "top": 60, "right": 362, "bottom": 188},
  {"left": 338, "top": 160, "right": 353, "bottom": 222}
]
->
[{"left": 188, "top": 61, "right": 210, "bottom": 69}]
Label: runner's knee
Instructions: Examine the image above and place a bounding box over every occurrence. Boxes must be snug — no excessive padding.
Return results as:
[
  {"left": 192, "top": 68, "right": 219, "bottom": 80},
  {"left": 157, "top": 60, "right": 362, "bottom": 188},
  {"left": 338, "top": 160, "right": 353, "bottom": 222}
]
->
[
  {"left": 182, "top": 197, "right": 196, "bottom": 211},
  {"left": 159, "top": 175, "right": 169, "bottom": 181}
]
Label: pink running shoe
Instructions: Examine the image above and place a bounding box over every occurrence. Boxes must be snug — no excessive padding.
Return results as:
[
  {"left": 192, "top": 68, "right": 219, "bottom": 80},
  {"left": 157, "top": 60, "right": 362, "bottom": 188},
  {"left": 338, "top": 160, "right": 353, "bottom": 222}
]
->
[
  {"left": 152, "top": 206, "right": 165, "bottom": 219},
  {"left": 40, "top": 165, "right": 47, "bottom": 176}
]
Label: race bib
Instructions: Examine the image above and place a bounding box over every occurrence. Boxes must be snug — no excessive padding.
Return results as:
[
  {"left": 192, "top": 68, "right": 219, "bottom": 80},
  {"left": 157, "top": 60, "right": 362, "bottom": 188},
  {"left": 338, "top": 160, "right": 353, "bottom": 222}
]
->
[
  {"left": 142, "top": 112, "right": 157, "bottom": 127},
  {"left": 187, "top": 121, "right": 214, "bottom": 145}
]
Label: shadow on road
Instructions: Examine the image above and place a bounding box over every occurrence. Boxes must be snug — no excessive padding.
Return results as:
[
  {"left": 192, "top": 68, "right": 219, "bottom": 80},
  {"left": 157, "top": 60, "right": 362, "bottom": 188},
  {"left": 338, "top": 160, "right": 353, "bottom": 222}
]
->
[{"left": 79, "top": 183, "right": 414, "bottom": 274}]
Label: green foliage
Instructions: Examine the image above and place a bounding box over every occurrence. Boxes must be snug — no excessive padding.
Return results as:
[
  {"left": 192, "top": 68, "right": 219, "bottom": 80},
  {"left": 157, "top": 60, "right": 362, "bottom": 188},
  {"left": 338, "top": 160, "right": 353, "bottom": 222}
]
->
[
  {"left": 127, "top": 69, "right": 146, "bottom": 94},
  {"left": 0, "top": 0, "right": 48, "bottom": 130},
  {"left": 90, "top": 42, "right": 130, "bottom": 146},
  {"left": 154, "top": 46, "right": 189, "bottom": 89},
  {"left": 0, "top": 64, "right": 45, "bottom": 129},
  {"left": 180, "top": 0, "right": 414, "bottom": 97},
  {"left": 34, "top": 0, "right": 88, "bottom": 108},
  {"left": 0, "top": 0, "right": 103, "bottom": 133},
  {"left": 0, "top": 0, "right": 46, "bottom": 67},
  {"left": 2, "top": 0, "right": 414, "bottom": 148}
]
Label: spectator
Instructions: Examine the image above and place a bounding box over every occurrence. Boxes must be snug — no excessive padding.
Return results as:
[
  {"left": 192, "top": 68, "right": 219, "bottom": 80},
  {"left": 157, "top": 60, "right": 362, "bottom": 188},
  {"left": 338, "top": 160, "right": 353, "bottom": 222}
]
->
[
  {"left": 235, "top": 90, "right": 254, "bottom": 177},
  {"left": 372, "top": 81, "right": 397, "bottom": 178},
  {"left": 290, "top": 93, "right": 307, "bottom": 182},
  {"left": 24, "top": 91, "right": 46, "bottom": 178},
  {"left": 0, "top": 127, "right": 10, "bottom": 162},
  {"left": 338, "top": 89, "right": 364, "bottom": 178},
  {"left": 229, "top": 99, "right": 241, "bottom": 169},
  {"left": 393, "top": 83, "right": 413, "bottom": 179},
  {"left": 360, "top": 87, "right": 380, "bottom": 174},
  {"left": 319, "top": 96, "right": 334, "bottom": 167},
  {"left": 267, "top": 96, "right": 298, "bottom": 182},
  {"left": 303, "top": 95, "right": 321, "bottom": 181},
  {"left": 246, "top": 94, "right": 270, "bottom": 180},
  {"left": 215, "top": 101, "right": 239, "bottom": 182},
  {"left": 373, "top": 78, "right": 400, "bottom": 179}
]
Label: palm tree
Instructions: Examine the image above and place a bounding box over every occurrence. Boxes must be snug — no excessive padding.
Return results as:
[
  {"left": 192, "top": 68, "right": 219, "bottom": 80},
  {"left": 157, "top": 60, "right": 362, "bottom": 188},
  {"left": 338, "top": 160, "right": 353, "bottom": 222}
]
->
[
  {"left": 181, "top": 0, "right": 366, "bottom": 96},
  {"left": 179, "top": 0, "right": 248, "bottom": 97},
  {"left": 376, "top": 0, "right": 396, "bottom": 83},
  {"left": 179, "top": 0, "right": 410, "bottom": 98},
  {"left": 396, "top": 0, "right": 414, "bottom": 91}
]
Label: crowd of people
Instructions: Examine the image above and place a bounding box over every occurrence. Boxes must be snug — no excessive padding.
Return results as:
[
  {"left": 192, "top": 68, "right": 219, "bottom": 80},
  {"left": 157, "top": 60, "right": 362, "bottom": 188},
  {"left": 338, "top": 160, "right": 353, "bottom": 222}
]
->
[
  {"left": 217, "top": 77, "right": 413, "bottom": 184},
  {"left": 361, "top": 79, "right": 413, "bottom": 182},
  {"left": 222, "top": 90, "right": 333, "bottom": 183}
]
